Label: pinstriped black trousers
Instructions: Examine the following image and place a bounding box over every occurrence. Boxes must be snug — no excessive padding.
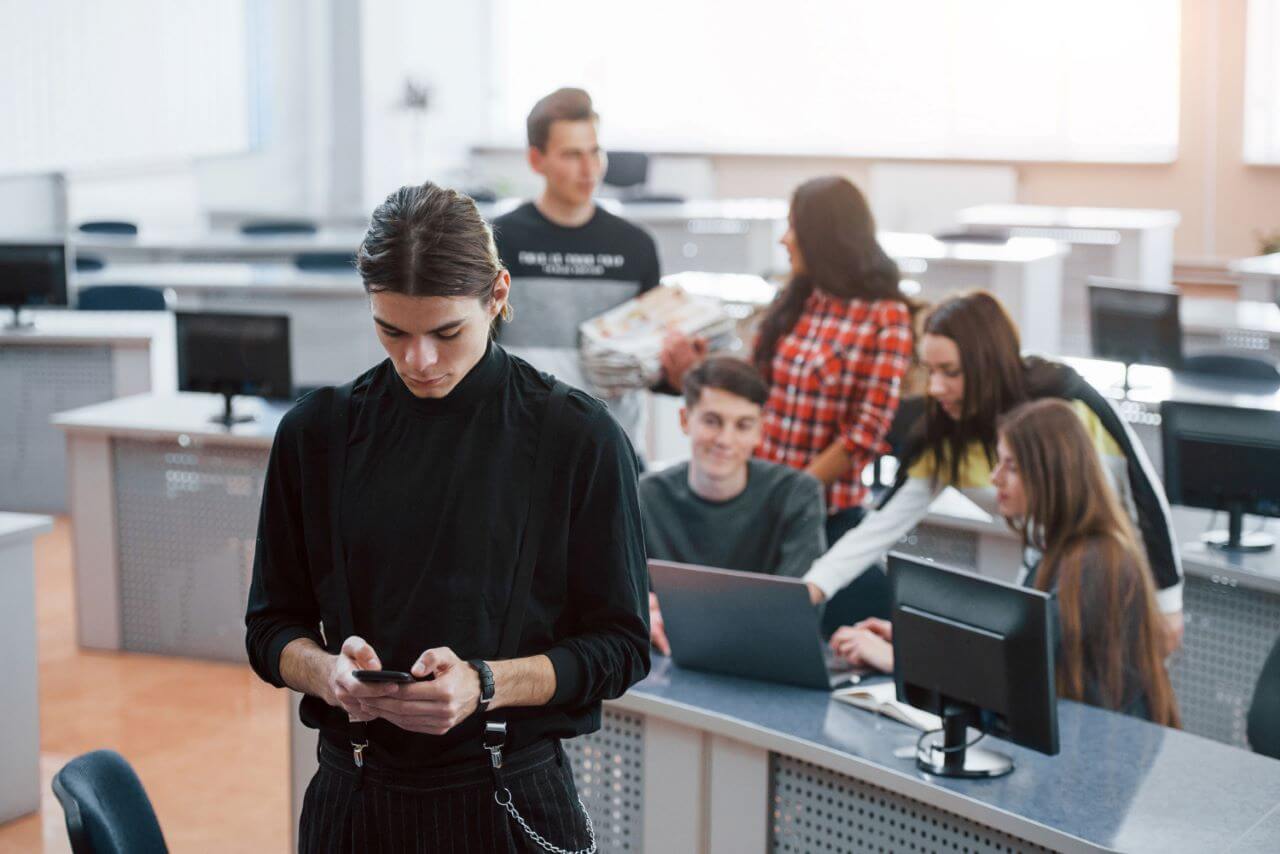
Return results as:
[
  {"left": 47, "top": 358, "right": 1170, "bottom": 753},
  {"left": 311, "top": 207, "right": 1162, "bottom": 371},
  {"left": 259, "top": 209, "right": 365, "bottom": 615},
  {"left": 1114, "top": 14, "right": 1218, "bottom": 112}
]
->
[{"left": 299, "top": 738, "right": 592, "bottom": 854}]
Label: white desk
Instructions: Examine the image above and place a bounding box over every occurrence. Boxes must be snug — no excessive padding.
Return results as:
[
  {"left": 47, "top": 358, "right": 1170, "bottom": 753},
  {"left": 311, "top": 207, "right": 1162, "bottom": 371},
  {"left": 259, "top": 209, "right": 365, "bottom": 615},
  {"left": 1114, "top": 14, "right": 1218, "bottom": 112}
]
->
[
  {"left": 878, "top": 231, "right": 1068, "bottom": 353},
  {"left": 1181, "top": 297, "right": 1280, "bottom": 361},
  {"left": 957, "top": 205, "right": 1180, "bottom": 355},
  {"left": 0, "top": 512, "right": 53, "bottom": 823},
  {"left": 76, "top": 263, "right": 382, "bottom": 389},
  {"left": 1231, "top": 253, "right": 1280, "bottom": 303},
  {"left": 53, "top": 393, "right": 287, "bottom": 661},
  {"left": 71, "top": 227, "right": 366, "bottom": 265},
  {"left": 0, "top": 310, "right": 175, "bottom": 513}
]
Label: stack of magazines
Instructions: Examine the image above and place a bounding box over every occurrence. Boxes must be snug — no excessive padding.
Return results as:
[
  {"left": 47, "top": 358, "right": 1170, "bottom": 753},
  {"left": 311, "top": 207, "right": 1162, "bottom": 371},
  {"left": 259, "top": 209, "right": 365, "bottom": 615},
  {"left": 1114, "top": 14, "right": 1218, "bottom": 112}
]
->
[{"left": 579, "top": 281, "right": 740, "bottom": 396}]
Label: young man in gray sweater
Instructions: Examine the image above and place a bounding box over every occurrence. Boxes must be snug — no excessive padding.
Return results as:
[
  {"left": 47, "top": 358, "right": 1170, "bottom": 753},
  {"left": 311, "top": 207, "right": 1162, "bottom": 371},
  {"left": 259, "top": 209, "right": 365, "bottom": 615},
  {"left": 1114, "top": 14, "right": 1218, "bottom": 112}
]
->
[{"left": 639, "top": 356, "right": 827, "bottom": 653}]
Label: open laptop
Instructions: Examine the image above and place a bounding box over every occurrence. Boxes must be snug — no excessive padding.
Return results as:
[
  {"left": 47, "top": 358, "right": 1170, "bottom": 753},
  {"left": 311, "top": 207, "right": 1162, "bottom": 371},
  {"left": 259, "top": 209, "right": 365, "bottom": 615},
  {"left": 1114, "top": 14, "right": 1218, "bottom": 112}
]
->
[{"left": 648, "top": 559, "right": 862, "bottom": 690}]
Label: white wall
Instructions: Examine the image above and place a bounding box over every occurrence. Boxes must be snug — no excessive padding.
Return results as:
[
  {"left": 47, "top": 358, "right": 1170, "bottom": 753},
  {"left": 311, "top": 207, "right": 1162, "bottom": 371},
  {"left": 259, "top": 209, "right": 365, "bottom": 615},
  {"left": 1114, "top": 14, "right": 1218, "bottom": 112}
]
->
[
  {"left": 63, "top": 0, "right": 362, "bottom": 230},
  {"left": 359, "top": 0, "right": 494, "bottom": 209}
]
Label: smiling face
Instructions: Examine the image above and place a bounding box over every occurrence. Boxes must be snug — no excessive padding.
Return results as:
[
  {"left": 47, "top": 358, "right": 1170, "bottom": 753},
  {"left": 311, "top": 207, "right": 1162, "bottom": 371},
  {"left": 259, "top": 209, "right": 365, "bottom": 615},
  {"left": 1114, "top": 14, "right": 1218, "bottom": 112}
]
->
[
  {"left": 369, "top": 277, "right": 508, "bottom": 399},
  {"left": 919, "top": 333, "right": 965, "bottom": 421},
  {"left": 681, "top": 386, "right": 763, "bottom": 481},
  {"left": 991, "top": 435, "right": 1028, "bottom": 519}
]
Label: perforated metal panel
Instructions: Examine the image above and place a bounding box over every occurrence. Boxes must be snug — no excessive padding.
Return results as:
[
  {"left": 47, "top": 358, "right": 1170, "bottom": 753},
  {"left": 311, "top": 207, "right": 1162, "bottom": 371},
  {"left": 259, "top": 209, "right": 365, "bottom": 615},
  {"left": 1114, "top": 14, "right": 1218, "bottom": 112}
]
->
[
  {"left": 899, "top": 524, "right": 980, "bottom": 571},
  {"left": 564, "top": 708, "right": 644, "bottom": 853},
  {"left": 770, "top": 754, "right": 1052, "bottom": 853},
  {"left": 0, "top": 344, "right": 114, "bottom": 512},
  {"left": 113, "top": 438, "right": 268, "bottom": 661},
  {"left": 1169, "top": 574, "right": 1280, "bottom": 748}
]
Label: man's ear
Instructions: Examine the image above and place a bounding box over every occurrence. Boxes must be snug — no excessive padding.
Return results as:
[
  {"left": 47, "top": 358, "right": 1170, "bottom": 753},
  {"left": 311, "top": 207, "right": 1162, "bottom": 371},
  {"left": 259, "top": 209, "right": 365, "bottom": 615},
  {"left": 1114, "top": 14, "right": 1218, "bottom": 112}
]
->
[
  {"left": 527, "top": 145, "right": 546, "bottom": 176},
  {"left": 679, "top": 407, "right": 690, "bottom": 436}
]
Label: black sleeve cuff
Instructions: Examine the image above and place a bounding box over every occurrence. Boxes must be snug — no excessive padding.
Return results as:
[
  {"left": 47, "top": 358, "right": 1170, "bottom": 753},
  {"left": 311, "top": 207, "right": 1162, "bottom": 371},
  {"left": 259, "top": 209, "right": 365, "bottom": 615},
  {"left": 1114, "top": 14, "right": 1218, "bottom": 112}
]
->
[{"left": 545, "top": 644, "right": 587, "bottom": 707}]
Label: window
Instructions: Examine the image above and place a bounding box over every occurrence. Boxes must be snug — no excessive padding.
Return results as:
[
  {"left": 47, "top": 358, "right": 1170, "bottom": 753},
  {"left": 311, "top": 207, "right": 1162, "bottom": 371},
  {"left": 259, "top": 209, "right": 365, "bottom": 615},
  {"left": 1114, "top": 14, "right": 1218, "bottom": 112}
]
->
[
  {"left": 490, "top": 0, "right": 1180, "bottom": 162},
  {"left": 1245, "top": 0, "right": 1280, "bottom": 164},
  {"left": 0, "top": 0, "right": 253, "bottom": 175}
]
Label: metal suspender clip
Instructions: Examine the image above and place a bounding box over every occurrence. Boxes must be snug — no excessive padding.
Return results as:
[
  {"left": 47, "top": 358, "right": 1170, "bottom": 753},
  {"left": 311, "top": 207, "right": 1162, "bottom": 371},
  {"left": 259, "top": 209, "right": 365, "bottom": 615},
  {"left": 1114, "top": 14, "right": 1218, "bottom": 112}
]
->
[
  {"left": 351, "top": 740, "right": 368, "bottom": 768},
  {"left": 484, "top": 721, "right": 507, "bottom": 769}
]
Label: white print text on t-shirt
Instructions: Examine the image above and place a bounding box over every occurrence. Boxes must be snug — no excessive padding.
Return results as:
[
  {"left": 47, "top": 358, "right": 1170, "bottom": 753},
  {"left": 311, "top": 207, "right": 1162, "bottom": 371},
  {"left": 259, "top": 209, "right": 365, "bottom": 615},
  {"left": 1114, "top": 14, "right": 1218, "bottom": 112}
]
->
[{"left": 518, "top": 251, "right": 627, "bottom": 277}]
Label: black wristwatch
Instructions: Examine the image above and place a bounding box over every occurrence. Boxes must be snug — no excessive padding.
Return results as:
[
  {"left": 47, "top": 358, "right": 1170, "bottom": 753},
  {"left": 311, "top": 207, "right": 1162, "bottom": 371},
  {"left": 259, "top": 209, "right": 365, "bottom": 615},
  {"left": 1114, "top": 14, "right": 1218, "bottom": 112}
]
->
[{"left": 468, "top": 659, "right": 496, "bottom": 713}]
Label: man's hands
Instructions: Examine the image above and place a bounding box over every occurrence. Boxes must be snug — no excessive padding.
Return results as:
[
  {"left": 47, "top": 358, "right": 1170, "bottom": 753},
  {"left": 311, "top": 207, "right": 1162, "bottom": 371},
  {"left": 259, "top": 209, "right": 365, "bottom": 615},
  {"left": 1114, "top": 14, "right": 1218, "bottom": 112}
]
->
[
  {"left": 325, "top": 636, "right": 399, "bottom": 722},
  {"left": 806, "top": 581, "right": 827, "bottom": 605},
  {"left": 829, "top": 618, "right": 895, "bottom": 673},
  {"left": 659, "top": 329, "right": 708, "bottom": 391},
  {"left": 649, "top": 592, "right": 671, "bottom": 655},
  {"left": 353, "top": 646, "right": 482, "bottom": 736},
  {"left": 1162, "top": 610, "right": 1185, "bottom": 657}
]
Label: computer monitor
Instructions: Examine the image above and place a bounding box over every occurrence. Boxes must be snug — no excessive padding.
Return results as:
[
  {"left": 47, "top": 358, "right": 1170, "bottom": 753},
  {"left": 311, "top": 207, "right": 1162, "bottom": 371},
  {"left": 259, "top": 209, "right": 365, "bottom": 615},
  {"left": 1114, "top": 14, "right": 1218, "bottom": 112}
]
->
[
  {"left": 888, "top": 553, "right": 1058, "bottom": 779},
  {"left": 0, "top": 241, "right": 69, "bottom": 328},
  {"left": 175, "top": 311, "right": 292, "bottom": 427},
  {"left": 1088, "top": 278, "right": 1182, "bottom": 394},
  {"left": 1160, "top": 400, "right": 1280, "bottom": 553}
]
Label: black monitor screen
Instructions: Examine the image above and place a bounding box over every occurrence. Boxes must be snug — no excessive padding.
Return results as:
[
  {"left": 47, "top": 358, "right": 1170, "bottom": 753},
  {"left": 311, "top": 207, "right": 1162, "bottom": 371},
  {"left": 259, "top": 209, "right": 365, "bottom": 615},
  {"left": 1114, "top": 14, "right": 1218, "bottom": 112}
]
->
[
  {"left": 0, "top": 242, "right": 68, "bottom": 307},
  {"left": 1161, "top": 401, "right": 1280, "bottom": 519},
  {"left": 1088, "top": 281, "right": 1182, "bottom": 369},
  {"left": 176, "top": 312, "right": 292, "bottom": 400},
  {"left": 889, "top": 553, "right": 1058, "bottom": 756}
]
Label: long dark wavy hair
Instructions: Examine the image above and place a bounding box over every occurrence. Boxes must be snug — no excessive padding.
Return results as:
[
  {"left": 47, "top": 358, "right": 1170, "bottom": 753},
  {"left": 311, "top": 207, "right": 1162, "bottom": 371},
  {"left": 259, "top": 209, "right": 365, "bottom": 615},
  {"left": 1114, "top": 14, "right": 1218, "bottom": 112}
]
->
[
  {"left": 920, "top": 290, "right": 1029, "bottom": 488},
  {"left": 752, "top": 176, "right": 904, "bottom": 377}
]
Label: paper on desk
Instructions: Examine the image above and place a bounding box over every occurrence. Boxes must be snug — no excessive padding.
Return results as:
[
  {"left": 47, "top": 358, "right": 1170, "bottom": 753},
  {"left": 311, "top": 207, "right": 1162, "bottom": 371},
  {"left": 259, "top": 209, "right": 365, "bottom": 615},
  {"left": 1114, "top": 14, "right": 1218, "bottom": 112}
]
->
[{"left": 832, "top": 680, "right": 942, "bottom": 732}]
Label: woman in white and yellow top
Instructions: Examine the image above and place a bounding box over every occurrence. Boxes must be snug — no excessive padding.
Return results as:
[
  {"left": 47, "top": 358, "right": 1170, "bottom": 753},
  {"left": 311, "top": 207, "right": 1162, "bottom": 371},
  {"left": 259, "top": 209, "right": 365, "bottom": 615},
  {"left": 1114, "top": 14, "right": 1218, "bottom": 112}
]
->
[{"left": 804, "top": 290, "right": 1185, "bottom": 649}]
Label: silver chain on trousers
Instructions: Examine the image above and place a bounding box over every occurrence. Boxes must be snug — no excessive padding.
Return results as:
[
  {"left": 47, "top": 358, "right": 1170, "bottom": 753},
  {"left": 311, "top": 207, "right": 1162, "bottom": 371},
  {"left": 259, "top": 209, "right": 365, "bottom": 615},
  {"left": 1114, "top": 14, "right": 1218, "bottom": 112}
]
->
[{"left": 494, "top": 788, "right": 597, "bottom": 854}]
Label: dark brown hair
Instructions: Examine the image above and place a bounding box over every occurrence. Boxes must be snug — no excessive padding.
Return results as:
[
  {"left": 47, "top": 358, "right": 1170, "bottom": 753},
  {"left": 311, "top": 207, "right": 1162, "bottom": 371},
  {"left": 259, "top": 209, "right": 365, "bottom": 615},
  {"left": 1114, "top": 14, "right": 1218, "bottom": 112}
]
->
[
  {"left": 999, "top": 399, "right": 1180, "bottom": 727},
  {"left": 753, "top": 176, "right": 904, "bottom": 376},
  {"left": 683, "top": 356, "right": 768, "bottom": 409},
  {"left": 920, "top": 290, "right": 1028, "bottom": 488},
  {"left": 526, "top": 87, "right": 598, "bottom": 151},
  {"left": 356, "top": 182, "right": 504, "bottom": 302}
]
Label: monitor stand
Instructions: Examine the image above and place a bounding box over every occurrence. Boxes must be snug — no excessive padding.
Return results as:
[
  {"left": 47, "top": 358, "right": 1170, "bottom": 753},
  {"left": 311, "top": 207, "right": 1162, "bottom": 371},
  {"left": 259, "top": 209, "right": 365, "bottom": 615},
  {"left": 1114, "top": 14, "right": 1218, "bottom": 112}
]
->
[
  {"left": 3, "top": 304, "right": 35, "bottom": 331},
  {"left": 916, "top": 703, "right": 1013, "bottom": 779},
  {"left": 210, "top": 392, "right": 256, "bottom": 428},
  {"left": 1109, "top": 361, "right": 1153, "bottom": 397},
  {"left": 1204, "top": 503, "right": 1275, "bottom": 554}
]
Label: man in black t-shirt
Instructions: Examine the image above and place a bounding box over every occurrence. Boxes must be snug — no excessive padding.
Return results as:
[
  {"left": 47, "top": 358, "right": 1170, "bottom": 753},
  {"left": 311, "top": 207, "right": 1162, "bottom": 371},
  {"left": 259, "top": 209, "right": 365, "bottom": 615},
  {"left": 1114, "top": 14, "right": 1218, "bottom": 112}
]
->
[{"left": 493, "top": 88, "right": 702, "bottom": 450}]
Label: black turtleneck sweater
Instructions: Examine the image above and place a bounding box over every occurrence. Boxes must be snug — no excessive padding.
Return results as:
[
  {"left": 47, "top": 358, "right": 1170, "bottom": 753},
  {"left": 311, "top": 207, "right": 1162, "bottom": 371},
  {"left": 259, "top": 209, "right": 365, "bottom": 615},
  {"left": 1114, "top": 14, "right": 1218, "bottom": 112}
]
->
[{"left": 245, "top": 343, "right": 650, "bottom": 767}]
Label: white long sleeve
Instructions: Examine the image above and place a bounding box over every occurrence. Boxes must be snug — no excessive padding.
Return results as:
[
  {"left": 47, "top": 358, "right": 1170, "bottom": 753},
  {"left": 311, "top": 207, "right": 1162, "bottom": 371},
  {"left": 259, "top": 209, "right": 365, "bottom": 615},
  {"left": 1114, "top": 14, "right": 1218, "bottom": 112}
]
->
[{"left": 804, "top": 476, "right": 940, "bottom": 600}]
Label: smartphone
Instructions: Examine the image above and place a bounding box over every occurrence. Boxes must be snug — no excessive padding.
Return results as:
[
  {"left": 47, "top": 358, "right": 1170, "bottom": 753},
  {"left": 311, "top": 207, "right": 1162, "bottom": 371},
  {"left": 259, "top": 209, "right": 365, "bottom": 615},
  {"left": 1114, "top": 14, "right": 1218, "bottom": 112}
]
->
[{"left": 353, "top": 669, "right": 431, "bottom": 683}]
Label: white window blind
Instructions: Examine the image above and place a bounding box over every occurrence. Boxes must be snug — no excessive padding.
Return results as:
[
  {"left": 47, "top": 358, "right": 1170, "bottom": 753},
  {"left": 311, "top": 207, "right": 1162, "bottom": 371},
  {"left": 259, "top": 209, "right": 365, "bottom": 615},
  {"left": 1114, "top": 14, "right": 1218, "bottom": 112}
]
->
[
  {"left": 0, "top": 0, "right": 253, "bottom": 176},
  {"left": 1245, "top": 0, "right": 1280, "bottom": 164},
  {"left": 490, "top": 0, "right": 1180, "bottom": 163}
]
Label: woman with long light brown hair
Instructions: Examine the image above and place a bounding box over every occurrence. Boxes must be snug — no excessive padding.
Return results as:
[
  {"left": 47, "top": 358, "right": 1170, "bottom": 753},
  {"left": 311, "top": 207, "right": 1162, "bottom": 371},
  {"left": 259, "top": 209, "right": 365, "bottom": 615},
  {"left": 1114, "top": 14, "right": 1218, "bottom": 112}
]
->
[{"left": 833, "top": 399, "right": 1181, "bottom": 726}]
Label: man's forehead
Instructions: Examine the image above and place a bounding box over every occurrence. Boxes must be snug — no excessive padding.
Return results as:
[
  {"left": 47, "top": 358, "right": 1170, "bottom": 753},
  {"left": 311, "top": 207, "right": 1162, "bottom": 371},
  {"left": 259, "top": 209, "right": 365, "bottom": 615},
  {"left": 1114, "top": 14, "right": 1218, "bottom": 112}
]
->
[{"left": 546, "top": 118, "right": 599, "bottom": 149}]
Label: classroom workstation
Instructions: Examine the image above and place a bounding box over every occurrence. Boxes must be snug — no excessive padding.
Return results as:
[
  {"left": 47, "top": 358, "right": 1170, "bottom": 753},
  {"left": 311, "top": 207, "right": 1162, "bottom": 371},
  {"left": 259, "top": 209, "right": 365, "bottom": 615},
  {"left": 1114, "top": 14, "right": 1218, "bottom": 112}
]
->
[{"left": 7, "top": 2, "right": 1280, "bottom": 852}]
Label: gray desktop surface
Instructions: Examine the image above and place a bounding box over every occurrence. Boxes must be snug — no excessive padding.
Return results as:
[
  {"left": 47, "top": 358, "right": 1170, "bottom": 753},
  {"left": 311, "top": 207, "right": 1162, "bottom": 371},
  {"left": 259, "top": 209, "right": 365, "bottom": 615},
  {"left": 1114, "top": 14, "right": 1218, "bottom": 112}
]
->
[{"left": 626, "top": 657, "right": 1280, "bottom": 853}]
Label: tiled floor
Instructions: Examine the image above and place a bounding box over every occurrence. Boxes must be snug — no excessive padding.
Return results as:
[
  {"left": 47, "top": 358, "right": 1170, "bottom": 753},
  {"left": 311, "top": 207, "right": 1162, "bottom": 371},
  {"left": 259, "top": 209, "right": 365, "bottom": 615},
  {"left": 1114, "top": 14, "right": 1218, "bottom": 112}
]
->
[{"left": 0, "top": 518, "right": 290, "bottom": 853}]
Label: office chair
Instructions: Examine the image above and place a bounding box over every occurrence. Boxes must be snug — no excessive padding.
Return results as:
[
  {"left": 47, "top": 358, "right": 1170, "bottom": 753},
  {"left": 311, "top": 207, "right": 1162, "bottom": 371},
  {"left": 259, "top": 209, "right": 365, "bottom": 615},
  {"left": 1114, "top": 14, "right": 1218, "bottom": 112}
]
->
[
  {"left": 294, "top": 251, "right": 356, "bottom": 272},
  {"left": 240, "top": 219, "right": 318, "bottom": 236},
  {"left": 51, "top": 750, "right": 169, "bottom": 854},
  {"left": 77, "top": 285, "right": 168, "bottom": 312},
  {"left": 1248, "top": 633, "right": 1280, "bottom": 760},
  {"left": 77, "top": 221, "right": 138, "bottom": 236},
  {"left": 1180, "top": 353, "right": 1280, "bottom": 387},
  {"left": 603, "top": 151, "right": 684, "bottom": 204},
  {"left": 74, "top": 255, "right": 106, "bottom": 272}
]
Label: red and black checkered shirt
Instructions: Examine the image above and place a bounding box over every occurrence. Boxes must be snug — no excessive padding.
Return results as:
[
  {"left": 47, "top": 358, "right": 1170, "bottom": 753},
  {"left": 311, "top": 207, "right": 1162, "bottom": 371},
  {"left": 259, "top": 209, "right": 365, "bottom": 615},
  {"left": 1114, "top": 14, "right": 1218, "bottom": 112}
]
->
[{"left": 757, "top": 292, "right": 913, "bottom": 513}]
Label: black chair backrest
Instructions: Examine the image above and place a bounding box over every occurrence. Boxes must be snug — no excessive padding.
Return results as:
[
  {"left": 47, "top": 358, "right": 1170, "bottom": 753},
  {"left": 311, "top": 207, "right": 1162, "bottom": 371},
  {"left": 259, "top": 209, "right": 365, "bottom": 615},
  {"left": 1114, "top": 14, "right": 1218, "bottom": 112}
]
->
[
  {"left": 77, "top": 285, "right": 168, "bottom": 312},
  {"left": 240, "top": 219, "right": 318, "bottom": 236},
  {"left": 294, "top": 251, "right": 356, "bottom": 272},
  {"left": 77, "top": 221, "right": 138, "bottom": 236},
  {"left": 1249, "top": 633, "right": 1280, "bottom": 759},
  {"left": 74, "top": 255, "right": 106, "bottom": 273},
  {"left": 604, "top": 151, "right": 649, "bottom": 189},
  {"left": 1180, "top": 353, "right": 1280, "bottom": 385},
  {"left": 51, "top": 750, "right": 168, "bottom": 854}
]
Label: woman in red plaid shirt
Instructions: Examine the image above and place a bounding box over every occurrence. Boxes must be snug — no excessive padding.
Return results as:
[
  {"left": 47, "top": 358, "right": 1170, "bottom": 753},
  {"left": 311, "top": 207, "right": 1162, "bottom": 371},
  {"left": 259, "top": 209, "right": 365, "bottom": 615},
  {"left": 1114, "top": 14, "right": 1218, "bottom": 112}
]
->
[{"left": 752, "top": 176, "right": 914, "bottom": 632}]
